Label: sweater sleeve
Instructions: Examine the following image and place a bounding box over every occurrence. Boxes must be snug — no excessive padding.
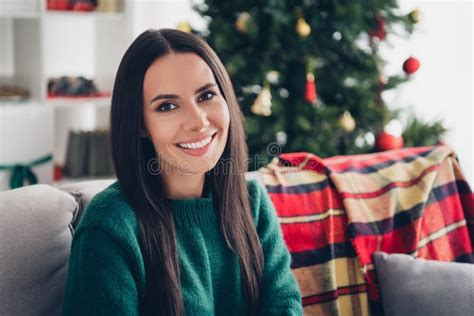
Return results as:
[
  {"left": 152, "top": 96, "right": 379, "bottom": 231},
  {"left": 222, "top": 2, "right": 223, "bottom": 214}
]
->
[
  {"left": 250, "top": 180, "right": 303, "bottom": 315},
  {"left": 62, "top": 228, "right": 140, "bottom": 316}
]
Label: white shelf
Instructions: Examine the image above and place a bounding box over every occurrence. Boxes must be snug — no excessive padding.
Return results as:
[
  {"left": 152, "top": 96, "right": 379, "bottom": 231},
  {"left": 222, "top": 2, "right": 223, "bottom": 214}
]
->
[
  {"left": 1, "top": 0, "right": 196, "bottom": 171},
  {"left": 43, "top": 11, "right": 124, "bottom": 21},
  {"left": 46, "top": 96, "right": 112, "bottom": 108},
  {"left": 0, "top": 10, "right": 123, "bottom": 20},
  {"left": 0, "top": 11, "right": 41, "bottom": 19}
]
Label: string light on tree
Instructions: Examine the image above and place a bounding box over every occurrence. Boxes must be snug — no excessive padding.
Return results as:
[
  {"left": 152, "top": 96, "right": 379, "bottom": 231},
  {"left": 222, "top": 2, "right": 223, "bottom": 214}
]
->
[
  {"left": 266, "top": 70, "right": 281, "bottom": 85},
  {"left": 275, "top": 131, "right": 288, "bottom": 146},
  {"left": 278, "top": 88, "right": 289, "bottom": 99}
]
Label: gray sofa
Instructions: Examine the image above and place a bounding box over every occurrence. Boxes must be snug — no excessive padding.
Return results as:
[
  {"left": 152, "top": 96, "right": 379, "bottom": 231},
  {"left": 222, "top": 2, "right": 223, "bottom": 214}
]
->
[
  {"left": 0, "top": 173, "right": 264, "bottom": 316},
  {"left": 2, "top": 174, "right": 473, "bottom": 316}
]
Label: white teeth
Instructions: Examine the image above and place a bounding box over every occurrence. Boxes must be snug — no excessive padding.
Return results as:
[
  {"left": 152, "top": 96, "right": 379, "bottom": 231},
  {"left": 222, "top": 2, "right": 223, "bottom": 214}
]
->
[{"left": 178, "top": 136, "right": 212, "bottom": 149}]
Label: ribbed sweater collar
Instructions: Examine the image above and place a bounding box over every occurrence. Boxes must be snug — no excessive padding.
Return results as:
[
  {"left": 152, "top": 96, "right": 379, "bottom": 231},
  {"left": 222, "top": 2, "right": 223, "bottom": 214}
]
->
[
  {"left": 168, "top": 180, "right": 217, "bottom": 228},
  {"left": 112, "top": 180, "right": 217, "bottom": 228}
]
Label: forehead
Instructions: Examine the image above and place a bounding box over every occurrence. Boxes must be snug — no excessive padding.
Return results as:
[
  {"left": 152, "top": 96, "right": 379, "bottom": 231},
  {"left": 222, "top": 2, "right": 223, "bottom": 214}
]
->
[{"left": 143, "top": 53, "right": 215, "bottom": 93}]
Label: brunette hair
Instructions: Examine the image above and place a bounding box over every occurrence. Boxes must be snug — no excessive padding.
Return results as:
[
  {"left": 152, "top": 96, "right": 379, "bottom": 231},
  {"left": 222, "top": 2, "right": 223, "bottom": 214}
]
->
[{"left": 110, "top": 29, "right": 263, "bottom": 315}]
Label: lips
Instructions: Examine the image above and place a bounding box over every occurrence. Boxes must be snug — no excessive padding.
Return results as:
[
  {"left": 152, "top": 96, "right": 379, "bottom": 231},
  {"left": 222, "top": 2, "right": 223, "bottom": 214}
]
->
[
  {"left": 175, "top": 132, "right": 217, "bottom": 147},
  {"left": 175, "top": 132, "right": 217, "bottom": 157}
]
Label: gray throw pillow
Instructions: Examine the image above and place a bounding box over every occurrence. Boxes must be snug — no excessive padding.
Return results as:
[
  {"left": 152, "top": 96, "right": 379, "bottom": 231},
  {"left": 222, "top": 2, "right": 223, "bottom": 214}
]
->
[
  {"left": 56, "top": 179, "right": 115, "bottom": 227},
  {"left": 0, "top": 184, "right": 78, "bottom": 316},
  {"left": 373, "top": 252, "right": 474, "bottom": 316}
]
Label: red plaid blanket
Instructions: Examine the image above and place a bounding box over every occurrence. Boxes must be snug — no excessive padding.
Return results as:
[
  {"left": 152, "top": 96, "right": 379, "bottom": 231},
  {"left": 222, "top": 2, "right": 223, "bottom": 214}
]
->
[{"left": 260, "top": 145, "right": 474, "bottom": 315}]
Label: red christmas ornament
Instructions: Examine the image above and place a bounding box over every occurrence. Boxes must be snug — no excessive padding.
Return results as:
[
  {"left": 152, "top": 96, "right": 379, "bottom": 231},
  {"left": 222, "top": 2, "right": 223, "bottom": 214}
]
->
[
  {"left": 304, "top": 73, "right": 317, "bottom": 103},
  {"left": 369, "top": 15, "right": 386, "bottom": 40},
  {"left": 376, "top": 131, "right": 404, "bottom": 151},
  {"left": 403, "top": 56, "right": 420, "bottom": 74}
]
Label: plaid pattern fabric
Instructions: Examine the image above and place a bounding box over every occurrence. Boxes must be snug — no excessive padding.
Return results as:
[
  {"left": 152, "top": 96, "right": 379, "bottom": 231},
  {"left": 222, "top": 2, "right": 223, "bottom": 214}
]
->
[{"left": 260, "top": 145, "right": 474, "bottom": 315}]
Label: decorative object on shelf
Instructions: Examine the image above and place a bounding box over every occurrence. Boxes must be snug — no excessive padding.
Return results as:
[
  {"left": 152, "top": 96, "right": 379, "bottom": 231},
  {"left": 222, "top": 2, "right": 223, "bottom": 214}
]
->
[
  {"left": 54, "top": 164, "right": 63, "bottom": 181},
  {"left": 96, "top": 0, "right": 116, "bottom": 13},
  {"left": 0, "top": 85, "right": 30, "bottom": 101},
  {"left": 47, "top": 0, "right": 98, "bottom": 12},
  {"left": 47, "top": 0, "right": 72, "bottom": 11},
  {"left": 63, "top": 129, "right": 114, "bottom": 178},
  {"left": 48, "top": 76, "right": 100, "bottom": 97},
  {"left": 403, "top": 56, "right": 421, "bottom": 75},
  {"left": 72, "top": 0, "right": 97, "bottom": 11},
  {"left": 0, "top": 154, "right": 53, "bottom": 189},
  {"left": 0, "top": 104, "right": 53, "bottom": 191}
]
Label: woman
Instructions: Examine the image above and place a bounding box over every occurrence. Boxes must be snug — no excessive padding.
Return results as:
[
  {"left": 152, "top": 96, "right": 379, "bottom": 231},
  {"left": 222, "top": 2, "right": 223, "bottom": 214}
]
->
[{"left": 62, "top": 29, "right": 302, "bottom": 315}]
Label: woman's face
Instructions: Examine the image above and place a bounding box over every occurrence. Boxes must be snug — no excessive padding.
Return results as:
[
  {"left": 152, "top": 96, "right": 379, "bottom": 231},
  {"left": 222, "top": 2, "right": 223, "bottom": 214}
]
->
[{"left": 142, "top": 53, "right": 230, "bottom": 177}]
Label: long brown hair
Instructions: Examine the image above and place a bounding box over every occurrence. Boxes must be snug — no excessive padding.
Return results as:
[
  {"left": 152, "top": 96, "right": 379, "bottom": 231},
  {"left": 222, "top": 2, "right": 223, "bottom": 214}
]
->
[{"left": 110, "top": 29, "right": 264, "bottom": 315}]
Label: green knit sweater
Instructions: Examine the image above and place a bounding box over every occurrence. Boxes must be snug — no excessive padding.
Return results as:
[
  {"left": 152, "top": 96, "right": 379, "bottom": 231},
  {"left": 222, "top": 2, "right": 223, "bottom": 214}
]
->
[{"left": 62, "top": 179, "right": 302, "bottom": 315}]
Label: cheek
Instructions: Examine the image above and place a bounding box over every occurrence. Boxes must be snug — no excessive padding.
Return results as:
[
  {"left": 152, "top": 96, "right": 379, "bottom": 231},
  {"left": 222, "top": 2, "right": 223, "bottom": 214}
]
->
[
  {"left": 143, "top": 114, "right": 178, "bottom": 149},
  {"left": 213, "top": 102, "right": 230, "bottom": 134}
]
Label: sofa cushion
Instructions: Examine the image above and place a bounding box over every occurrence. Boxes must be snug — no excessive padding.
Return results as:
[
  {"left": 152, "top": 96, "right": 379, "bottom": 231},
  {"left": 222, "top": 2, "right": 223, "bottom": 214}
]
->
[
  {"left": 373, "top": 252, "right": 474, "bottom": 316},
  {"left": 0, "top": 184, "right": 78, "bottom": 316},
  {"left": 56, "top": 179, "right": 115, "bottom": 227}
]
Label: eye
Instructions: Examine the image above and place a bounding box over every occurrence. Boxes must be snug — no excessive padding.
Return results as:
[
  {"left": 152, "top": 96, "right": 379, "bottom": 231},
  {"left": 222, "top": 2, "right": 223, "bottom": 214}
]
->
[
  {"left": 198, "top": 90, "right": 216, "bottom": 102},
  {"left": 156, "top": 103, "right": 178, "bottom": 112}
]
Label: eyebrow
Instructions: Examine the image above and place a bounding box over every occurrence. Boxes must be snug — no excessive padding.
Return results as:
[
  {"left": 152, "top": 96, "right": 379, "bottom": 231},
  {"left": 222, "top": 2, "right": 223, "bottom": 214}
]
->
[{"left": 149, "top": 83, "right": 217, "bottom": 105}]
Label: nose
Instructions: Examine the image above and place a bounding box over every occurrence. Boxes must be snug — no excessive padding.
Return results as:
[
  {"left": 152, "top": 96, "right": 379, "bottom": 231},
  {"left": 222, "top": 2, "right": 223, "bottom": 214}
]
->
[{"left": 183, "top": 101, "right": 210, "bottom": 132}]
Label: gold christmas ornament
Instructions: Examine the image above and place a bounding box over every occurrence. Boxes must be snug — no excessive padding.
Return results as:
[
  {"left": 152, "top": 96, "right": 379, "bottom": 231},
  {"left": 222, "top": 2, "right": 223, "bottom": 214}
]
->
[
  {"left": 296, "top": 17, "right": 311, "bottom": 37},
  {"left": 339, "top": 111, "right": 356, "bottom": 132},
  {"left": 408, "top": 8, "right": 421, "bottom": 23},
  {"left": 251, "top": 85, "right": 272, "bottom": 116},
  {"left": 236, "top": 12, "right": 251, "bottom": 33},
  {"left": 176, "top": 21, "right": 192, "bottom": 33}
]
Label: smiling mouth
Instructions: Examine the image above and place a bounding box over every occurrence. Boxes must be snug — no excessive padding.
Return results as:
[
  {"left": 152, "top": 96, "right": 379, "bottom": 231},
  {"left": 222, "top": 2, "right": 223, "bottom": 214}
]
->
[{"left": 175, "top": 132, "right": 217, "bottom": 152}]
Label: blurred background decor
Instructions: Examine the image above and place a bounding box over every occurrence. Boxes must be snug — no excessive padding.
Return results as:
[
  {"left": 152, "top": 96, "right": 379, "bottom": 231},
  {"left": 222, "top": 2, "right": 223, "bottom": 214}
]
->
[
  {"left": 0, "top": 0, "right": 471, "bottom": 187},
  {"left": 63, "top": 129, "right": 114, "bottom": 178},
  {"left": 193, "top": 0, "right": 449, "bottom": 169}
]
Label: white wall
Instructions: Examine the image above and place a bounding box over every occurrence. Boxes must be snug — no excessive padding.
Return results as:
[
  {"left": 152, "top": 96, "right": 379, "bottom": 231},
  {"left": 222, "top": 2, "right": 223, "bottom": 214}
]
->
[
  {"left": 0, "top": 19, "right": 14, "bottom": 76},
  {"left": 380, "top": 0, "right": 473, "bottom": 184}
]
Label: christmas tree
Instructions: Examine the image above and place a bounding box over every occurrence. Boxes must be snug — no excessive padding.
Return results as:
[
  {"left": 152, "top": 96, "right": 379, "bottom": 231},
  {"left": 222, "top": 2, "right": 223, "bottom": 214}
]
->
[{"left": 190, "top": 0, "right": 446, "bottom": 169}]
